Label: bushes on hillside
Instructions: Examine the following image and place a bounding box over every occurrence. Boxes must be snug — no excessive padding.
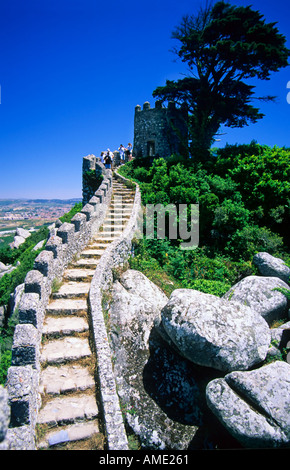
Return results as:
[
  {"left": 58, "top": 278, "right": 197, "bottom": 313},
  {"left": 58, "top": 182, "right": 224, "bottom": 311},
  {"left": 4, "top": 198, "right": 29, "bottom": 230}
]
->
[
  {"left": 120, "top": 144, "right": 289, "bottom": 259},
  {"left": 119, "top": 143, "right": 289, "bottom": 295}
]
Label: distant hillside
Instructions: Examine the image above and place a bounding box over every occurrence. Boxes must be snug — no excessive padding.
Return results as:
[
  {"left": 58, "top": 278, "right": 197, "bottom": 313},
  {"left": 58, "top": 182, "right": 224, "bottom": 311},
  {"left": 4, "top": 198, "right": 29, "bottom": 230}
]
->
[{"left": 0, "top": 199, "right": 81, "bottom": 205}]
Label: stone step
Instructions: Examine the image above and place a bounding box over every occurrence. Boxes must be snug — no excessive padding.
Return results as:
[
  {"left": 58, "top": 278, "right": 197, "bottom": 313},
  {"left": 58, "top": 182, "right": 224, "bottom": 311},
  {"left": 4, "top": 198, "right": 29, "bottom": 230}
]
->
[
  {"left": 103, "top": 219, "right": 127, "bottom": 225},
  {"left": 39, "top": 364, "right": 95, "bottom": 395},
  {"left": 96, "top": 233, "right": 122, "bottom": 240},
  {"left": 37, "top": 392, "right": 99, "bottom": 426},
  {"left": 107, "top": 212, "right": 131, "bottom": 218},
  {"left": 43, "top": 316, "right": 89, "bottom": 337},
  {"left": 41, "top": 336, "right": 91, "bottom": 365},
  {"left": 110, "top": 202, "right": 134, "bottom": 206},
  {"left": 52, "top": 281, "right": 91, "bottom": 299},
  {"left": 101, "top": 226, "right": 124, "bottom": 233},
  {"left": 72, "top": 258, "right": 99, "bottom": 268},
  {"left": 81, "top": 249, "right": 106, "bottom": 258},
  {"left": 63, "top": 268, "right": 95, "bottom": 281},
  {"left": 46, "top": 298, "right": 88, "bottom": 315},
  {"left": 38, "top": 420, "right": 100, "bottom": 449}
]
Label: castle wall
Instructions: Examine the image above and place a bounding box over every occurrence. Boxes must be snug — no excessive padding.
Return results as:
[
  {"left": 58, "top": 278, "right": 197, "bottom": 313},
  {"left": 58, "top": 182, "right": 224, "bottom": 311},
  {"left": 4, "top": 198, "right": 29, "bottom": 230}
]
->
[
  {"left": 1, "top": 155, "right": 113, "bottom": 449},
  {"left": 133, "top": 100, "right": 188, "bottom": 159}
]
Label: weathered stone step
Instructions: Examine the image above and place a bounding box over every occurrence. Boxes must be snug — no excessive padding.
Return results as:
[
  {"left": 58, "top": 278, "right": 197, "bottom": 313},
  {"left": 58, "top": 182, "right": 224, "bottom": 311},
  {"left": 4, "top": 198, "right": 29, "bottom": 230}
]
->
[
  {"left": 41, "top": 336, "right": 91, "bottom": 365},
  {"left": 43, "top": 316, "right": 89, "bottom": 337},
  {"left": 81, "top": 249, "right": 105, "bottom": 258},
  {"left": 38, "top": 421, "right": 100, "bottom": 449},
  {"left": 101, "top": 226, "right": 124, "bottom": 233},
  {"left": 96, "top": 233, "right": 122, "bottom": 240},
  {"left": 72, "top": 258, "right": 99, "bottom": 268},
  {"left": 110, "top": 202, "right": 134, "bottom": 206},
  {"left": 103, "top": 219, "right": 126, "bottom": 226},
  {"left": 39, "top": 364, "right": 95, "bottom": 395},
  {"left": 107, "top": 212, "right": 131, "bottom": 218},
  {"left": 46, "top": 298, "right": 87, "bottom": 315},
  {"left": 37, "top": 392, "right": 99, "bottom": 426},
  {"left": 63, "top": 268, "right": 95, "bottom": 281},
  {"left": 52, "top": 281, "right": 90, "bottom": 299}
]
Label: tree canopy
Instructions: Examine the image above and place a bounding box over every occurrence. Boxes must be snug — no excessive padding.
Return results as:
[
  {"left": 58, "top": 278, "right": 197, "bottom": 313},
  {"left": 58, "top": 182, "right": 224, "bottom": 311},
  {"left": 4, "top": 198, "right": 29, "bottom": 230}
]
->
[{"left": 153, "top": 1, "right": 290, "bottom": 160}]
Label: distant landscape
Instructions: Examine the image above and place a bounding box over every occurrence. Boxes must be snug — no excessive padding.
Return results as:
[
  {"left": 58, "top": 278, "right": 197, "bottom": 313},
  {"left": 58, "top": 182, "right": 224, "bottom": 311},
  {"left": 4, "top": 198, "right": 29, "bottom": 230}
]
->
[{"left": 0, "top": 199, "right": 81, "bottom": 247}]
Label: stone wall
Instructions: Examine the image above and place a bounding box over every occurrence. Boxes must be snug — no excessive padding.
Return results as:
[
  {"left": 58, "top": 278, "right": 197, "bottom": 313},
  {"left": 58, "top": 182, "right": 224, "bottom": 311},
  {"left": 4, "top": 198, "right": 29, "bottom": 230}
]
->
[
  {"left": 0, "top": 156, "right": 113, "bottom": 450},
  {"left": 133, "top": 100, "right": 188, "bottom": 159},
  {"left": 82, "top": 154, "right": 108, "bottom": 206}
]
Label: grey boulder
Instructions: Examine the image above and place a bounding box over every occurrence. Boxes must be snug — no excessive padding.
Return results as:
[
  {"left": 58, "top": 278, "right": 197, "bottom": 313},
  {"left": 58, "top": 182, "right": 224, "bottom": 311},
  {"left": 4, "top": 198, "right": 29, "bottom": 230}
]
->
[
  {"left": 160, "top": 289, "right": 271, "bottom": 372},
  {"left": 206, "top": 361, "right": 290, "bottom": 448},
  {"left": 253, "top": 252, "right": 290, "bottom": 284},
  {"left": 223, "top": 275, "right": 289, "bottom": 324},
  {"left": 16, "top": 227, "right": 31, "bottom": 239},
  {"left": 108, "top": 270, "right": 201, "bottom": 449}
]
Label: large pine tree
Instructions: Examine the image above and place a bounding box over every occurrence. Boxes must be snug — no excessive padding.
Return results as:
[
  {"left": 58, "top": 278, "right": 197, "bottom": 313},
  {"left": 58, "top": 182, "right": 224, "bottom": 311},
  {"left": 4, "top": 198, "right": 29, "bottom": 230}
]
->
[{"left": 153, "top": 1, "right": 290, "bottom": 161}]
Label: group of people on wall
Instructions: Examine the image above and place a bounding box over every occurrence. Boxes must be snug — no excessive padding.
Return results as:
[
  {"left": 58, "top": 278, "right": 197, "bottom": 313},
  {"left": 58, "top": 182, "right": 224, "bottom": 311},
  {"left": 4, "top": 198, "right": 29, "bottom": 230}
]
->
[{"left": 100, "top": 143, "right": 133, "bottom": 169}]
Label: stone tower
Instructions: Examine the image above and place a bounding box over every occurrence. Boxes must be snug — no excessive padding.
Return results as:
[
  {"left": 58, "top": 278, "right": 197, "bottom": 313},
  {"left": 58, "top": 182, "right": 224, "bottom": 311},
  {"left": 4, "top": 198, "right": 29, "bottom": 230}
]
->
[{"left": 133, "top": 100, "right": 188, "bottom": 159}]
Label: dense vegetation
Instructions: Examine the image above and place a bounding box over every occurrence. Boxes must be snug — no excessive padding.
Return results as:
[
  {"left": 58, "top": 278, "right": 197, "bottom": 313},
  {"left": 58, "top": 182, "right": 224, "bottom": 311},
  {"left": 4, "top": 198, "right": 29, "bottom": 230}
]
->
[{"left": 118, "top": 142, "right": 290, "bottom": 297}]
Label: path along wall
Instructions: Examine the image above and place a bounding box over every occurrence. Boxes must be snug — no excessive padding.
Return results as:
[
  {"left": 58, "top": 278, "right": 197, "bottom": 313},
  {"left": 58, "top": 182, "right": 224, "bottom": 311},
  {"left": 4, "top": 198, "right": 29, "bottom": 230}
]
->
[
  {"left": 88, "top": 171, "right": 142, "bottom": 450},
  {"left": 0, "top": 156, "right": 116, "bottom": 449}
]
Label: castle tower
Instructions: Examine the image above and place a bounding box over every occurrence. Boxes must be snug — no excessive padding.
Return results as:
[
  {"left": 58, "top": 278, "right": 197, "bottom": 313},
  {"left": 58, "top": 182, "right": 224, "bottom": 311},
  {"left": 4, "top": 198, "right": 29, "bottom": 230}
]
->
[{"left": 133, "top": 100, "right": 188, "bottom": 159}]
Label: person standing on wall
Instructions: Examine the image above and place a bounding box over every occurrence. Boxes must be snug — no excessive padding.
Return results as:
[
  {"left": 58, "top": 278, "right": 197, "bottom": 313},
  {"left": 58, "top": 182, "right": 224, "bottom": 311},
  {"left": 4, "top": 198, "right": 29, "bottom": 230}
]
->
[
  {"left": 125, "top": 143, "right": 132, "bottom": 161},
  {"left": 104, "top": 151, "right": 112, "bottom": 169},
  {"left": 118, "top": 144, "right": 125, "bottom": 163}
]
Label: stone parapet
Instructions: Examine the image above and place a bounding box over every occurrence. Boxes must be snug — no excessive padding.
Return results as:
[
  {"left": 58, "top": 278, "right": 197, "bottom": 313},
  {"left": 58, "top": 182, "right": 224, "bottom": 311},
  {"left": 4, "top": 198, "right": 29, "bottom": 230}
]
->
[{"left": 2, "top": 156, "right": 113, "bottom": 450}]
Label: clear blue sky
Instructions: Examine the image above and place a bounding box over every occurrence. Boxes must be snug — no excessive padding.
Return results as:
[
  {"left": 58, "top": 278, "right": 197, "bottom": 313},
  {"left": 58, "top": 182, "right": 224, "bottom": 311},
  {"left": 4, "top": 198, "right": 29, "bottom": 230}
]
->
[{"left": 0, "top": 0, "right": 289, "bottom": 199}]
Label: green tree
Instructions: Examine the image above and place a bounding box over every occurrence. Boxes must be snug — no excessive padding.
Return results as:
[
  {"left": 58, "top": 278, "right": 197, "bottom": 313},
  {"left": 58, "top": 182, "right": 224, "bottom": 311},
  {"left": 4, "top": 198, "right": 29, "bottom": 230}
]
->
[{"left": 153, "top": 1, "right": 289, "bottom": 160}]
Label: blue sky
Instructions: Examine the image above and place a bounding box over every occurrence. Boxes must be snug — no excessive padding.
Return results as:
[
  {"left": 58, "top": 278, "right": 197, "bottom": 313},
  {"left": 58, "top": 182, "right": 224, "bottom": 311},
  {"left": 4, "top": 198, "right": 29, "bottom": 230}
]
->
[{"left": 0, "top": 0, "right": 289, "bottom": 199}]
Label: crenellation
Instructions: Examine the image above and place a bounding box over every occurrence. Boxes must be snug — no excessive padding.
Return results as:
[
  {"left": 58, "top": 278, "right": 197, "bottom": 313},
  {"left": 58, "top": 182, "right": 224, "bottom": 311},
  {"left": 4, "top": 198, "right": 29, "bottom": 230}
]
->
[
  {"left": 57, "top": 222, "right": 75, "bottom": 245},
  {"left": 24, "top": 270, "right": 45, "bottom": 299},
  {"left": 2, "top": 155, "right": 115, "bottom": 449},
  {"left": 45, "top": 235, "right": 63, "bottom": 258},
  {"left": 71, "top": 212, "right": 87, "bottom": 232},
  {"left": 81, "top": 203, "right": 95, "bottom": 221},
  {"left": 11, "top": 324, "right": 40, "bottom": 369},
  {"left": 18, "top": 293, "right": 41, "bottom": 328},
  {"left": 133, "top": 100, "right": 188, "bottom": 159},
  {"left": 6, "top": 365, "right": 39, "bottom": 432},
  {"left": 33, "top": 250, "right": 54, "bottom": 278}
]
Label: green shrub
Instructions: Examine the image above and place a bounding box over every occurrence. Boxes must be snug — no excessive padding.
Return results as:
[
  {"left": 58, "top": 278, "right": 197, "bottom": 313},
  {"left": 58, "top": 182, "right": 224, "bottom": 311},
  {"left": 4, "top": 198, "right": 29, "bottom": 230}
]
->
[
  {"left": 0, "top": 350, "right": 11, "bottom": 385},
  {"left": 59, "top": 202, "right": 83, "bottom": 223},
  {"left": 183, "top": 278, "right": 231, "bottom": 297},
  {"left": 225, "top": 225, "right": 284, "bottom": 260}
]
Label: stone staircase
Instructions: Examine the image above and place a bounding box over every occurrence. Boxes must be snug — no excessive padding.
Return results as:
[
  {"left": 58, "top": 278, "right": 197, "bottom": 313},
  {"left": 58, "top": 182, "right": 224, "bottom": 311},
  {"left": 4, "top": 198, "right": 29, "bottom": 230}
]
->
[{"left": 35, "top": 178, "right": 135, "bottom": 450}]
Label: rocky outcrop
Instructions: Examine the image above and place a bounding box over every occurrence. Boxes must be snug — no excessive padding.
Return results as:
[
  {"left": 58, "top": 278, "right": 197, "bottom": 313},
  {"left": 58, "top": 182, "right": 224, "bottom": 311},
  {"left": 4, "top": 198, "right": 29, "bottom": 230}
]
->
[
  {"left": 160, "top": 288, "right": 270, "bottom": 372},
  {"left": 206, "top": 361, "right": 290, "bottom": 448},
  {"left": 108, "top": 270, "right": 202, "bottom": 449},
  {"left": 223, "top": 275, "right": 289, "bottom": 324},
  {"left": 9, "top": 228, "right": 31, "bottom": 249},
  {"left": 0, "top": 262, "right": 16, "bottom": 279},
  {"left": 253, "top": 252, "right": 290, "bottom": 284}
]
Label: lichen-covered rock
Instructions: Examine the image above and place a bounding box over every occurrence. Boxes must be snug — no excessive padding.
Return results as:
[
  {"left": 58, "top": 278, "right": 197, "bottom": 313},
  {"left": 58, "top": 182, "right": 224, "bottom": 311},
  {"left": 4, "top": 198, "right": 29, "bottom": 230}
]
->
[
  {"left": 206, "top": 361, "right": 290, "bottom": 448},
  {"left": 161, "top": 289, "right": 271, "bottom": 372},
  {"left": 223, "top": 276, "right": 289, "bottom": 324},
  {"left": 16, "top": 227, "right": 31, "bottom": 239},
  {"left": 253, "top": 252, "right": 290, "bottom": 284},
  {"left": 10, "top": 235, "right": 25, "bottom": 249},
  {"left": 108, "top": 270, "right": 202, "bottom": 449}
]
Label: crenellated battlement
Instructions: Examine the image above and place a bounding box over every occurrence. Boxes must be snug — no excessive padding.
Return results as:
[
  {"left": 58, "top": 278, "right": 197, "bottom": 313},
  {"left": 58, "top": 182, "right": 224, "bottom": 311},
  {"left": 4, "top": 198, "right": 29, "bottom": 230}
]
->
[
  {"left": 1, "top": 156, "right": 114, "bottom": 449},
  {"left": 133, "top": 100, "right": 188, "bottom": 159}
]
